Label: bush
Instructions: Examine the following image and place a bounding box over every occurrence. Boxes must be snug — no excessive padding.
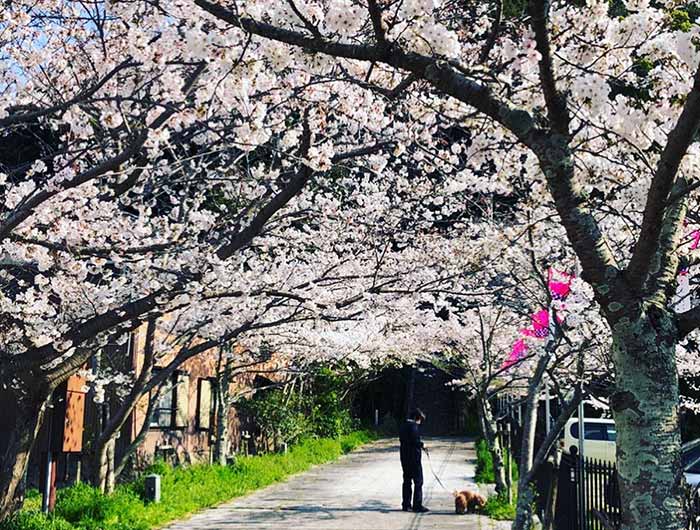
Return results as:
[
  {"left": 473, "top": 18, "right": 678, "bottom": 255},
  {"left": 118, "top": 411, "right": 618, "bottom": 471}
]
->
[
  {"left": 0, "top": 431, "right": 377, "bottom": 530},
  {"left": 238, "top": 366, "right": 360, "bottom": 443},
  {"left": 475, "top": 439, "right": 495, "bottom": 483},
  {"left": 475, "top": 438, "right": 518, "bottom": 484},
  {"left": 482, "top": 494, "right": 517, "bottom": 520},
  {"left": 238, "top": 390, "right": 313, "bottom": 445}
]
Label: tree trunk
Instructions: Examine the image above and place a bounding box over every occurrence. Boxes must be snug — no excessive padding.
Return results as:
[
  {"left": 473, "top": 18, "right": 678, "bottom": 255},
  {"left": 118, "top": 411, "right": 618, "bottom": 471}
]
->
[
  {"left": 512, "top": 352, "right": 550, "bottom": 530},
  {"left": 512, "top": 481, "right": 537, "bottom": 530},
  {"left": 477, "top": 397, "right": 508, "bottom": 495},
  {"left": 95, "top": 437, "right": 116, "bottom": 494},
  {"left": 214, "top": 357, "right": 232, "bottom": 466},
  {"left": 512, "top": 395, "right": 539, "bottom": 530},
  {"left": 610, "top": 310, "right": 686, "bottom": 530},
  {"left": 542, "top": 449, "right": 560, "bottom": 530},
  {"left": 0, "top": 392, "right": 48, "bottom": 520},
  {"left": 214, "top": 393, "right": 230, "bottom": 466}
]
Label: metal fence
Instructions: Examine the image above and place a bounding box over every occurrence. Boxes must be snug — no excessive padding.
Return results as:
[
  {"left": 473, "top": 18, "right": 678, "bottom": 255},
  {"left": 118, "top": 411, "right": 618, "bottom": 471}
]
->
[
  {"left": 548, "top": 454, "right": 621, "bottom": 530},
  {"left": 686, "top": 484, "right": 700, "bottom": 530},
  {"left": 493, "top": 397, "right": 700, "bottom": 528}
]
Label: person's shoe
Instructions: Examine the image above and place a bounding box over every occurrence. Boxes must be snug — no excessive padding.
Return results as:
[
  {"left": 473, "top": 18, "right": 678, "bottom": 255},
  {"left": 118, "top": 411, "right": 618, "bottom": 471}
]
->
[
  {"left": 402, "top": 506, "right": 411, "bottom": 512},
  {"left": 413, "top": 506, "right": 430, "bottom": 513}
]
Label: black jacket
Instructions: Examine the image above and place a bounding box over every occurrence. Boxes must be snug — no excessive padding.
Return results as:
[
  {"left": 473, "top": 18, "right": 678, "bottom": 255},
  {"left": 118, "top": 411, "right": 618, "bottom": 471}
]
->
[{"left": 399, "top": 420, "right": 424, "bottom": 473}]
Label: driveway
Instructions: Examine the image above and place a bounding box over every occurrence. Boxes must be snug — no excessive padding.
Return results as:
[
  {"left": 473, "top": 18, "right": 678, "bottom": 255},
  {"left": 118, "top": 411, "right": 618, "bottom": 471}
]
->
[{"left": 165, "top": 436, "right": 511, "bottom": 530}]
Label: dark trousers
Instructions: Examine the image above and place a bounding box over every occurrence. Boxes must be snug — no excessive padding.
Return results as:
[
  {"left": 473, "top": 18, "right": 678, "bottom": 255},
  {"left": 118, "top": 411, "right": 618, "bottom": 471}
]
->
[{"left": 402, "top": 466, "right": 423, "bottom": 509}]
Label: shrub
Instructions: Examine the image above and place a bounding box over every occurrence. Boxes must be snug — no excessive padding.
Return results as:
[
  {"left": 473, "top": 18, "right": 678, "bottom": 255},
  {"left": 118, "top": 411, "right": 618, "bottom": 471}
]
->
[
  {"left": 482, "top": 494, "right": 517, "bottom": 520},
  {"left": 475, "top": 439, "right": 495, "bottom": 483},
  {"left": 474, "top": 438, "right": 518, "bottom": 484}
]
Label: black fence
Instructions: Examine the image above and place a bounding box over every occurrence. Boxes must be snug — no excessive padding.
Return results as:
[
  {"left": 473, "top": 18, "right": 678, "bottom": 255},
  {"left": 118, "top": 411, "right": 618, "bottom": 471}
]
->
[
  {"left": 493, "top": 397, "right": 700, "bottom": 528},
  {"left": 545, "top": 454, "right": 620, "bottom": 530},
  {"left": 687, "top": 485, "right": 700, "bottom": 530}
]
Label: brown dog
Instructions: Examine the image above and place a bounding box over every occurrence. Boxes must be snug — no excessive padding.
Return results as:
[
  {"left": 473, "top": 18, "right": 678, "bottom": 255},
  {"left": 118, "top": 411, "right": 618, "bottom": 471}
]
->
[{"left": 453, "top": 489, "right": 487, "bottom": 514}]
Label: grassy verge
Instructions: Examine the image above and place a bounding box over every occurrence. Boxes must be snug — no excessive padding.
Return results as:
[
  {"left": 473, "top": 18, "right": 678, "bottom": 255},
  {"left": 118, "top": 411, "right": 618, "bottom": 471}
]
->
[
  {"left": 474, "top": 438, "right": 518, "bottom": 520},
  {"left": 1, "top": 430, "right": 376, "bottom": 530},
  {"left": 482, "top": 493, "right": 517, "bottom": 520}
]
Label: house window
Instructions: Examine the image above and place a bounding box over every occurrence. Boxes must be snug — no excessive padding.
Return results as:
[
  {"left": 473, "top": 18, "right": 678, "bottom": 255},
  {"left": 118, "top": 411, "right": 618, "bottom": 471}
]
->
[
  {"left": 150, "top": 371, "right": 190, "bottom": 430},
  {"left": 151, "top": 384, "right": 174, "bottom": 429}
]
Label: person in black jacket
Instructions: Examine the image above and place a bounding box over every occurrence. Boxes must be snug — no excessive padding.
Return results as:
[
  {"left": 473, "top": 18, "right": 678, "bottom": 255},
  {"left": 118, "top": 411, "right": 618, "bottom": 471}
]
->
[{"left": 399, "top": 408, "right": 429, "bottom": 513}]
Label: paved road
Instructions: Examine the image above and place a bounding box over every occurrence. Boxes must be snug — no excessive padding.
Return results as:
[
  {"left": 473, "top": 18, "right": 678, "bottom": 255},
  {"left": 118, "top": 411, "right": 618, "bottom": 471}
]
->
[{"left": 165, "top": 437, "right": 511, "bottom": 530}]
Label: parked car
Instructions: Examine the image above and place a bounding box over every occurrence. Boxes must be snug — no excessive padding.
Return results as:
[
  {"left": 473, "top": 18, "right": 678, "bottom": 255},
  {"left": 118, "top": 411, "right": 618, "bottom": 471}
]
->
[
  {"left": 683, "top": 440, "right": 700, "bottom": 486},
  {"left": 562, "top": 419, "right": 700, "bottom": 485},
  {"left": 562, "top": 418, "right": 616, "bottom": 463}
]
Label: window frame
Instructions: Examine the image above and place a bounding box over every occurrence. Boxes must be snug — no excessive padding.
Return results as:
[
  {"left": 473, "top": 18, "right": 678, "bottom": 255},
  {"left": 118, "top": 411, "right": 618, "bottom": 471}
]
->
[{"left": 149, "top": 369, "right": 188, "bottom": 431}]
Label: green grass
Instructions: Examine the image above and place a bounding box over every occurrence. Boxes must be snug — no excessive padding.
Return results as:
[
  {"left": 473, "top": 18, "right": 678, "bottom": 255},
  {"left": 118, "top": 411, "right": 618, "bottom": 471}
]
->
[
  {"left": 474, "top": 438, "right": 518, "bottom": 484},
  {"left": 482, "top": 493, "right": 517, "bottom": 520},
  {"left": 1, "top": 431, "right": 376, "bottom": 530}
]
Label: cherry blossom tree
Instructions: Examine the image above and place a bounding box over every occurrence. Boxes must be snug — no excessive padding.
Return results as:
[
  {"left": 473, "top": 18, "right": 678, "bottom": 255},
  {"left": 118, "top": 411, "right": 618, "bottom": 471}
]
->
[
  {"left": 0, "top": 1, "right": 403, "bottom": 514},
  {"left": 179, "top": 1, "right": 700, "bottom": 527},
  {"left": 433, "top": 225, "right": 611, "bottom": 526}
]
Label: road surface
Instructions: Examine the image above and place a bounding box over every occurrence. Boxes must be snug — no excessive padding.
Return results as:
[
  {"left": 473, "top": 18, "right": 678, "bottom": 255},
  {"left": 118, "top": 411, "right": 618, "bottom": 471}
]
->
[{"left": 165, "top": 437, "right": 511, "bottom": 530}]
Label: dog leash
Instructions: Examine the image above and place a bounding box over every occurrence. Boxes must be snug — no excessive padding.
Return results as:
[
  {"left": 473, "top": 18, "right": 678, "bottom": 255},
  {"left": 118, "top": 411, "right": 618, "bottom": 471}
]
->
[{"left": 423, "top": 448, "right": 450, "bottom": 492}]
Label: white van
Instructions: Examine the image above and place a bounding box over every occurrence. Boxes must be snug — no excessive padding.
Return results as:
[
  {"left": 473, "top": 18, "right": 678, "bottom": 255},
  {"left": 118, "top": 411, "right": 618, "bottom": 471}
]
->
[
  {"left": 562, "top": 418, "right": 616, "bottom": 463},
  {"left": 562, "top": 420, "right": 700, "bottom": 486}
]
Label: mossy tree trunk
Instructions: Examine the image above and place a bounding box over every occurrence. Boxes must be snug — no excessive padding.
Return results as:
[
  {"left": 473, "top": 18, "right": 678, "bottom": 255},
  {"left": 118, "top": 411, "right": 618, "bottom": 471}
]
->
[{"left": 609, "top": 308, "right": 686, "bottom": 530}]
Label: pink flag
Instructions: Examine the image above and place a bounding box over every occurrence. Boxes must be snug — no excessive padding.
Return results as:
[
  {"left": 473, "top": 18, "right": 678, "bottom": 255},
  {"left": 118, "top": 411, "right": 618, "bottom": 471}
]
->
[
  {"left": 501, "top": 338, "right": 528, "bottom": 369},
  {"left": 521, "top": 310, "right": 555, "bottom": 339},
  {"left": 548, "top": 268, "right": 573, "bottom": 300},
  {"left": 691, "top": 230, "right": 700, "bottom": 250}
]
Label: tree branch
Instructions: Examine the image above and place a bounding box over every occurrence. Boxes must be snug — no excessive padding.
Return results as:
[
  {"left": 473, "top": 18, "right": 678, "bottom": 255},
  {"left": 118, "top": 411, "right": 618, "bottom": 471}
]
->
[
  {"left": 366, "top": 0, "right": 387, "bottom": 47},
  {"left": 479, "top": 0, "right": 502, "bottom": 64},
  {"left": 0, "top": 62, "right": 206, "bottom": 242},
  {"left": 528, "top": 0, "right": 570, "bottom": 134},
  {"left": 0, "top": 60, "right": 138, "bottom": 127},
  {"left": 626, "top": 63, "right": 700, "bottom": 290},
  {"left": 286, "top": 0, "right": 322, "bottom": 38},
  {"left": 195, "top": 0, "right": 615, "bottom": 289},
  {"left": 675, "top": 304, "right": 700, "bottom": 338},
  {"left": 644, "top": 177, "right": 689, "bottom": 304},
  {"left": 215, "top": 116, "right": 313, "bottom": 259},
  {"left": 215, "top": 140, "right": 392, "bottom": 259}
]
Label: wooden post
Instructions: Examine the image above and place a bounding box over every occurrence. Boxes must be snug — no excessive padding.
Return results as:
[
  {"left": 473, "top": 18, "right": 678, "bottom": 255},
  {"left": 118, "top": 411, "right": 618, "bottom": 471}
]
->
[
  {"left": 48, "top": 455, "right": 57, "bottom": 512},
  {"left": 75, "top": 455, "right": 81, "bottom": 484}
]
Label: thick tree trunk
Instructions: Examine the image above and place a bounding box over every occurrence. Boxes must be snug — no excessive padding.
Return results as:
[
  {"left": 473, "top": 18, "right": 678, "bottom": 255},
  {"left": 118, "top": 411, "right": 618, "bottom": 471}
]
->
[
  {"left": 610, "top": 311, "right": 686, "bottom": 530},
  {"left": 477, "top": 397, "right": 508, "bottom": 495},
  {"left": 0, "top": 392, "right": 47, "bottom": 520}
]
